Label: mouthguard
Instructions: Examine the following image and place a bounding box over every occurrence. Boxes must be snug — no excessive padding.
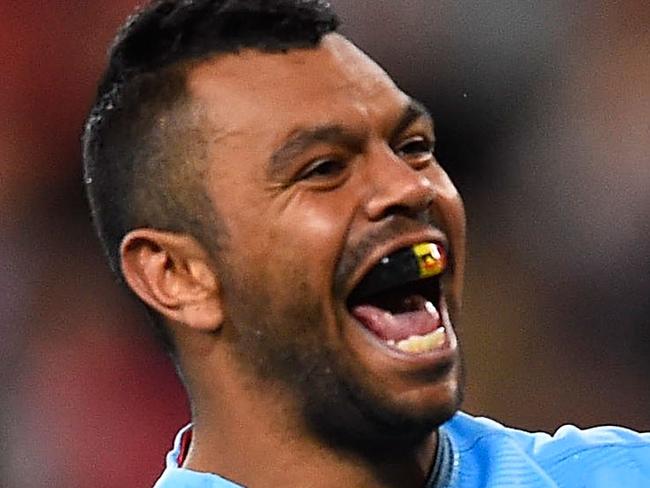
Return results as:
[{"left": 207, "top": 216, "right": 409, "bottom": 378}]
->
[{"left": 351, "top": 242, "right": 447, "bottom": 301}]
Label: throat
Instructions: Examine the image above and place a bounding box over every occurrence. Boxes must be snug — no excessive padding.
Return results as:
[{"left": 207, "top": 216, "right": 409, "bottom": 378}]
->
[
  {"left": 185, "top": 414, "right": 439, "bottom": 488},
  {"left": 352, "top": 431, "right": 441, "bottom": 488},
  {"left": 373, "top": 291, "right": 430, "bottom": 315}
]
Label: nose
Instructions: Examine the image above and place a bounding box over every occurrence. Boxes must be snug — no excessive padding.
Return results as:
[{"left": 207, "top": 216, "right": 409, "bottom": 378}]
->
[{"left": 363, "top": 147, "right": 436, "bottom": 221}]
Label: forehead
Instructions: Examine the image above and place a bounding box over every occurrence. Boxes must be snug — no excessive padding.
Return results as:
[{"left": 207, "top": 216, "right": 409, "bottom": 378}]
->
[{"left": 186, "top": 34, "right": 409, "bottom": 141}]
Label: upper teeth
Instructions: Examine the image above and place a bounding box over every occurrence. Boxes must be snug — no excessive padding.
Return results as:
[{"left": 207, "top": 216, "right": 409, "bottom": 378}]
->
[{"left": 387, "top": 327, "right": 446, "bottom": 353}]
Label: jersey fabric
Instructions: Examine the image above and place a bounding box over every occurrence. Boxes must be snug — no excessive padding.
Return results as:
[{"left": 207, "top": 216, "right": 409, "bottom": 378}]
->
[{"left": 153, "top": 411, "right": 650, "bottom": 487}]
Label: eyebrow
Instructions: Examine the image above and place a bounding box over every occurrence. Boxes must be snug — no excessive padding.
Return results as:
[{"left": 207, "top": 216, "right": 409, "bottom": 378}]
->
[
  {"left": 267, "top": 99, "right": 434, "bottom": 178},
  {"left": 268, "top": 125, "right": 363, "bottom": 177},
  {"left": 388, "top": 99, "right": 434, "bottom": 142}
]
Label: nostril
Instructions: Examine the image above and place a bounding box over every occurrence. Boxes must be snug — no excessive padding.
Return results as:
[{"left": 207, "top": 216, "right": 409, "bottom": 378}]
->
[{"left": 380, "top": 203, "right": 426, "bottom": 220}]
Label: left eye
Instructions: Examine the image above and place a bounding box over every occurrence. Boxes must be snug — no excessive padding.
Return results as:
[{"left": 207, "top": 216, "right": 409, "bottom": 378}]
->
[
  {"left": 299, "top": 158, "right": 347, "bottom": 180},
  {"left": 395, "top": 136, "right": 434, "bottom": 157}
]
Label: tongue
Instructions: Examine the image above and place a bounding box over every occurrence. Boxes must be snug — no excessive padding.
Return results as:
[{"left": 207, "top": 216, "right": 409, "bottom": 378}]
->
[{"left": 351, "top": 301, "right": 441, "bottom": 341}]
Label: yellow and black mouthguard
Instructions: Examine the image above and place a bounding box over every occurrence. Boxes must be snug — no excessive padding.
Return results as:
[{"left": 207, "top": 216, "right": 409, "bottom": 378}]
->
[{"left": 350, "top": 242, "right": 447, "bottom": 302}]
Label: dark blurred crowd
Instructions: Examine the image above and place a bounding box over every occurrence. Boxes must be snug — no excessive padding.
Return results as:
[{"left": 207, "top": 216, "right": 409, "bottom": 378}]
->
[{"left": 1, "top": 1, "right": 648, "bottom": 486}]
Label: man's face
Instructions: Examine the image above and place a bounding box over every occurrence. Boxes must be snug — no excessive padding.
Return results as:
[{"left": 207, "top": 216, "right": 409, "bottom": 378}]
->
[{"left": 187, "top": 34, "right": 466, "bottom": 448}]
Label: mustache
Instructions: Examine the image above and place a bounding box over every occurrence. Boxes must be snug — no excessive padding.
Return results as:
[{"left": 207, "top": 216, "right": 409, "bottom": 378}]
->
[{"left": 333, "top": 214, "right": 440, "bottom": 297}]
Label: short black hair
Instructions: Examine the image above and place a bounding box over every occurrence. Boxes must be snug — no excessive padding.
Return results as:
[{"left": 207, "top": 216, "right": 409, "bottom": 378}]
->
[{"left": 83, "top": 0, "right": 339, "bottom": 351}]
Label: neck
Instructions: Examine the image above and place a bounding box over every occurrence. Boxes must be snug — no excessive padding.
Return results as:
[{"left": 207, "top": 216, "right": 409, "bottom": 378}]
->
[
  {"left": 185, "top": 412, "right": 438, "bottom": 488},
  {"left": 181, "top": 351, "right": 439, "bottom": 487}
]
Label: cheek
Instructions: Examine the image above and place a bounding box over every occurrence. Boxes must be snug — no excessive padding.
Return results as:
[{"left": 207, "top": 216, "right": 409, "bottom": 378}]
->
[
  {"left": 432, "top": 173, "right": 467, "bottom": 304},
  {"left": 428, "top": 165, "right": 466, "bottom": 247},
  {"left": 269, "top": 194, "right": 357, "bottom": 272},
  {"left": 447, "top": 197, "right": 466, "bottom": 303},
  {"left": 293, "top": 204, "right": 347, "bottom": 241},
  {"left": 419, "top": 165, "right": 466, "bottom": 298}
]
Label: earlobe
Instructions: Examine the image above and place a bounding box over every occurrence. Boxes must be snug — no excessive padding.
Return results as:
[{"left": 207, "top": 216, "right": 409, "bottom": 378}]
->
[{"left": 120, "top": 229, "right": 224, "bottom": 332}]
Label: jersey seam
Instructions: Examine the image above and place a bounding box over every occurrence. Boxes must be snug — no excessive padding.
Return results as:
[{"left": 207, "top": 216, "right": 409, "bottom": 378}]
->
[
  {"left": 546, "top": 441, "right": 650, "bottom": 466},
  {"left": 455, "top": 431, "right": 650, "bottom": 460},
  {"left": 455, "top": 431, "right": 520, "bottom": 453}
]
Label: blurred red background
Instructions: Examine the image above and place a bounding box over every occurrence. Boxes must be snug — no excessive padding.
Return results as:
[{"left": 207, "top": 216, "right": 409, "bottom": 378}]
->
[{"left": 1, "top": 1, "right": 648, "bottom": 486}]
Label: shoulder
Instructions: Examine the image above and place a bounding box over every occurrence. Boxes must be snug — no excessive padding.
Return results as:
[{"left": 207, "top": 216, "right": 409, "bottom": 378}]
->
[
  {"left": 443, "top": 412, "right": 650, "bottom": 487},
  {"left": 446, "top": 411, "right": 650, "bottom": 460}
]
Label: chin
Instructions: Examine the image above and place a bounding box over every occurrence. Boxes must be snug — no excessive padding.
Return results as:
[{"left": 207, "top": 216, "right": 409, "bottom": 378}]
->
[
  {"left": 371, "top": 361, "right": 464, "bottom": 441},
  {"left": 302, "top": 355, "right": 465, "bottom": 454}
]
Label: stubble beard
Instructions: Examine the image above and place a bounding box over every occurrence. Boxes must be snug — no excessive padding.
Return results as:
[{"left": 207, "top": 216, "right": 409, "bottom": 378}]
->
[{"left": 224, "top": 273, "right": 464, "bottom": 455}]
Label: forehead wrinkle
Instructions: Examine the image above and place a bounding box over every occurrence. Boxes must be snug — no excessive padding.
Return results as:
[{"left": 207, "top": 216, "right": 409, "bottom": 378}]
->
[
  {"left": 185, "top": 35, "right": 428, "bottom": 184},
  {"left": 266, "top": 98, "right": 436, "bottom": 179}
]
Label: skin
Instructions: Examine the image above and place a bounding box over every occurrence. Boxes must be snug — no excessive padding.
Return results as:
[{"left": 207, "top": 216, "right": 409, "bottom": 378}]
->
[{"left": 121, "top": 34, "right": 466, "bottom": 487}]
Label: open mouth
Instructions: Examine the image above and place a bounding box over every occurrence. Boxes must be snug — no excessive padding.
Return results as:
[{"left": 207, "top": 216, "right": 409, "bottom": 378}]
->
[{"left": 346, "top": 242, "right": 448, "bottom": 355}]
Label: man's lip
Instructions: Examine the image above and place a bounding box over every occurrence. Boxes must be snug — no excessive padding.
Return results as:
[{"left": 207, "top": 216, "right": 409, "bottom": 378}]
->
[
  {"left": 344, "top": 229, "right": 450, "bottom": 302},
  {"left": 345, "top": 294, "right": 458, "bottom": 366}
]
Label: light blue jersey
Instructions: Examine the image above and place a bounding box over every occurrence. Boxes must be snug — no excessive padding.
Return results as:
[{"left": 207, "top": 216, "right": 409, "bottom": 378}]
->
[{"left": 153, "top": 412, "right": 650, "bottom": 487}]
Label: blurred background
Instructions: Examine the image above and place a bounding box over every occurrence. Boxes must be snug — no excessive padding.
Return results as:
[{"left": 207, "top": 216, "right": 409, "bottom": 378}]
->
[{"left": 1, "top": 0, "right": 648, "bottom": 486}]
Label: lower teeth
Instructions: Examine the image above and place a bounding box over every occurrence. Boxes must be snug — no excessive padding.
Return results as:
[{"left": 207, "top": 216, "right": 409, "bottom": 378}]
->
[{"left": 386, "top": 327, "right": 446, "bottom": 353}]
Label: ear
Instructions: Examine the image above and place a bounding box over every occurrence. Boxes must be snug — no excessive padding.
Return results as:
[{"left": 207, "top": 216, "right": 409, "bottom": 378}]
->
[{"left": 120, "top": 228, "right": 223, "bottom": 332}]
